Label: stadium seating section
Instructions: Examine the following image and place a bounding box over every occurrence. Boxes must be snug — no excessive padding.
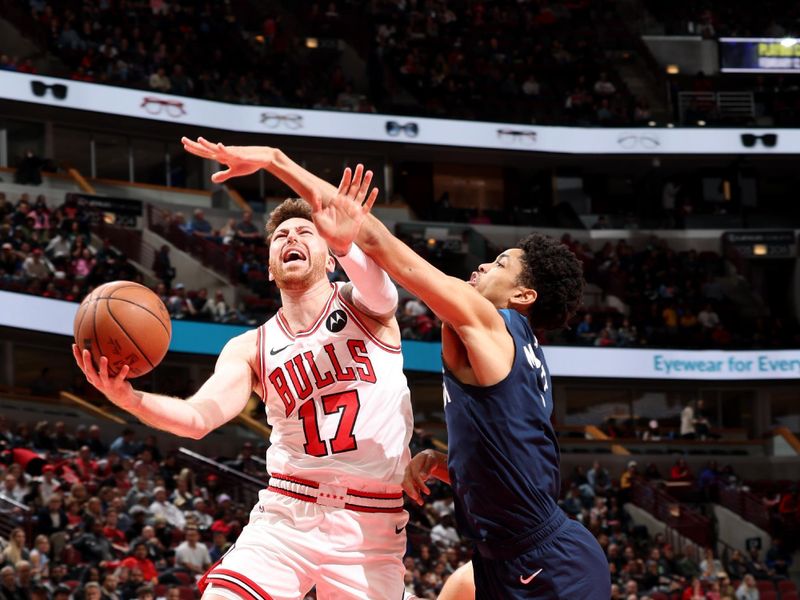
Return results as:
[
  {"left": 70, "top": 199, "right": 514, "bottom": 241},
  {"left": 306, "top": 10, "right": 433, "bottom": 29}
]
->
[
  {"left": 2, "top": 186, "right": 798, "bottom": 350},
  {"left": 1, "top": 419, "right": 798, "bottom": 600}
]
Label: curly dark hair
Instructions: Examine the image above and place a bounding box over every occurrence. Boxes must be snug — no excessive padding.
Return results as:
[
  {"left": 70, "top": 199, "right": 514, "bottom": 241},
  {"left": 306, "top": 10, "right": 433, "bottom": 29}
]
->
[
  {"left": 265, "top": 198, "right": 312, "bottom": 240},
  {"left": 516, "top": 233, "right": 585, "bottom": 331}
]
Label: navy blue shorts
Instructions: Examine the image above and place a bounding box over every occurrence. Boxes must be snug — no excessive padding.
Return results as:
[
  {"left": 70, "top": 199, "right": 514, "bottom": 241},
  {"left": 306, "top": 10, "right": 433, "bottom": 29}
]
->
[{"left": 472, "top": 519, "right": 610, "bottom": 600}]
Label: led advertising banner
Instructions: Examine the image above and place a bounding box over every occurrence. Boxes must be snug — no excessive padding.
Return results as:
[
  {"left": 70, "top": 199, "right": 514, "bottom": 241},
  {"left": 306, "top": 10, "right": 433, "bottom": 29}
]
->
[
  {"left": 2, "top": 291, "right": 799, "bottom": 380},
  {"left": 720, "top": 37, "right": 800, "bottom": 73},
  {"left": 0, "top": 70, "right": 797, "bottom": 154}
]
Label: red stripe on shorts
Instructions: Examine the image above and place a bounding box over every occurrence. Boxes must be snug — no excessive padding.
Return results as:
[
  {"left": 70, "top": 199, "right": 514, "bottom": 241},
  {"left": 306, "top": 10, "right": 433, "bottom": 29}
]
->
[{"left": 206, "top": 568, "right": 274, "bottom": 600}]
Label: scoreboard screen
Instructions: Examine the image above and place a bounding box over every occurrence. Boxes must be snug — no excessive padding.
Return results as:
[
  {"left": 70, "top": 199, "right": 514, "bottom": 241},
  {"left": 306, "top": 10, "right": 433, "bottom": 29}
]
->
[{"left": 720, "top": 37, "right": 800, "bottom": 73}]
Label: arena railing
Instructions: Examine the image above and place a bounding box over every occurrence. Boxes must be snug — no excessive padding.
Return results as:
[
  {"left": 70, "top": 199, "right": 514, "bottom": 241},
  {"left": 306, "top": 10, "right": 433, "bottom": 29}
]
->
[
  {"left": 176, "top": 447, "right": 266, "bottom": 508},
  {"left": 0, "top": 492, "right": 33, "bottom": 545},
  {"left": 631, "top": 480, "right": 713, "bottom": 549},
  {"left": 147, "top": 205, "right": 241, "bottom": 282},
  {"left": 718, "top": 486, "right": 772, "bottom": 534}
]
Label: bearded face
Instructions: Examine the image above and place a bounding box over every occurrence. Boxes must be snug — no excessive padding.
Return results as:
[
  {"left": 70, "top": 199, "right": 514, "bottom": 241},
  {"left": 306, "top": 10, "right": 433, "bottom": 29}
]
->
[{"left": 268, "top": 218, "right": 334, "bottom": 290}]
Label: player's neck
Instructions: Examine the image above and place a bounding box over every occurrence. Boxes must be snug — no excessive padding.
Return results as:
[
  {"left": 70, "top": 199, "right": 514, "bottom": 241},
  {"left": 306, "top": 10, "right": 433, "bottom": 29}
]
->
[{"left": 279, "top": 278, "right": 334, "bottom": 332}]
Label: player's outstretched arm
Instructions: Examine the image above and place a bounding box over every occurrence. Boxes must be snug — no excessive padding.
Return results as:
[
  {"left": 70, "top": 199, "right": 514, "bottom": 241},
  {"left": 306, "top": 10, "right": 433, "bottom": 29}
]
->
[
  {"left": 71, "top": 332, "right": 254, "bottom": 439},
  {"left": 181, "top": 137, "right": 338, "bottom": 202}
]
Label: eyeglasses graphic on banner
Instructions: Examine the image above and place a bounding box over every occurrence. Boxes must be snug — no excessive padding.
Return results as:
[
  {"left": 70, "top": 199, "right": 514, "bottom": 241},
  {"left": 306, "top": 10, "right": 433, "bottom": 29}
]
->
[
  {"left": 386, "top": 121, "right": 419, "bottom": 137},
  {"left": 31, "top": 81, "right": 68, "bottom": 100},
  {"left": 741, "top": 133, "right": 777, "bottom": 147},
  {"left": 616, "top": 134, "right": 660, "bottom": 150},
  {"left": 260, "top": 113, "right": 304, "bottom": 129},
  {"left": 140, "top": 97, "right": 186, "bottom": 118},
  {"left": 497, "top": 129, "right": 537, "bottom": 145}
]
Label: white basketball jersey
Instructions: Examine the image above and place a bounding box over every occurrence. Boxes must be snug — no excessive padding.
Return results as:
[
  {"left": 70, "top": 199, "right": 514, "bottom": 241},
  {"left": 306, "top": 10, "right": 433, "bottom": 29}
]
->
[{"left": 256, "top": 283, "right": 413, "bottom": 492}]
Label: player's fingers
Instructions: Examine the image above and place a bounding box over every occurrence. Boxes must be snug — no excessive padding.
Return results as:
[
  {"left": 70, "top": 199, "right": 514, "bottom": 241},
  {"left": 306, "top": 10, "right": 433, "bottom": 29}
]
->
[
  {"left": 197, "top": 137, "right": 219, "bottom": 151},
  {"left": 182, "top": 137, "right": 216, "bottom": 157},
  {"left": 98, "top": 356, "right": 110, "bottom": 385},
  {"left": 80, "top": 350, "right": 99, "bottom": 385},
  {"left": 211, "top": 169, "right": 232, "bottom": 183},
  {"left": 355, "top": 170, "right": 373, "bottom": 204},
  {"left": 363, "top": 187, "right": 379, "bottom": 212},
  {"left": 349, "top": 164, "right": 365, "bottom": 197},
  {"left": 71, "top": 343, "right": 83, "bottom": 366},
  {"left": 115, "top": 364, "right": 130, "bottom": 383},
  {"left": 337, "top": 168, "right": 353, "bottom": 196},
  {"left": 81, "top": 349, "right": 96, "bottom": 372},
  {"left": 183, "top": 144, "right": 216, "bottom": 159},
  {"left": 413, "top": 469, "right": 431, "bottom": 496},
  {"left": 401, "top": 476, "right": 420, "bottom": 503}
]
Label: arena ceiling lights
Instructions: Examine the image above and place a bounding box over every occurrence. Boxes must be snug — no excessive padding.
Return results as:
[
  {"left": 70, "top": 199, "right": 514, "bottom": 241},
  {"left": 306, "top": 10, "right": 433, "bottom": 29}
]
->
[{"left": 0, "top": 71, "right": 797, "bottom": 155}]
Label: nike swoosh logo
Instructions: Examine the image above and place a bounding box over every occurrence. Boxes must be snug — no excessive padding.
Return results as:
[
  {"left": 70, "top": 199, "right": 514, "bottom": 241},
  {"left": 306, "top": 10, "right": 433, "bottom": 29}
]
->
[
  {"left": 395, "top": 525, "right": 405, "bottom": 534},
  {"left": 270, "top": 344, "right": 292, "bottom": 356},
  {"left": 520, "top": 568, "right": 543, "bottom": 585}
]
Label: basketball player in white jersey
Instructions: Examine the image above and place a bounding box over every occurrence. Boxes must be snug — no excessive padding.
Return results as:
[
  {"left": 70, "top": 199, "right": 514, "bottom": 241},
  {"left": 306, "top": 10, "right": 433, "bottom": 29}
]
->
[{"left": 71, "top": 143, "right": 416, "bottom": 599}]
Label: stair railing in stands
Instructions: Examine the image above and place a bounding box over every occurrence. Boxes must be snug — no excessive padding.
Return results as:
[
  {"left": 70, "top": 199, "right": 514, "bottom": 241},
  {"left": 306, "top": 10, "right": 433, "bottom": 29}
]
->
[
  {"left": 147, "top": 204, "right": 241, "bottom": 281},
  {"left": 718, "top": 486, "right": 772, "bottom": 534},
  {"left": 632, "top": 480, "right": 713, "bottom": 550},
  {"left": 0, "top": 492, "right": 33, "bottom": 544},
  {"left": 176, "top": 447, "right": 266, "bottom": 508}
]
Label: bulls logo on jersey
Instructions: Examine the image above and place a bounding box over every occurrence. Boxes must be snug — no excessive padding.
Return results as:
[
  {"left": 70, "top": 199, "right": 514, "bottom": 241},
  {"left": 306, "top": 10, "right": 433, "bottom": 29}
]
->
[{"left": 326, "top": 309, "right": 348, "bottom": 333}]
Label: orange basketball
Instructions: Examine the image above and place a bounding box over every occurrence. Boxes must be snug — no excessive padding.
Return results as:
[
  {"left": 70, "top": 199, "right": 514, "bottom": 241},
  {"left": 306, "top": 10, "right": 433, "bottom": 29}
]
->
[{"left": 74, "top": 281, "right": 172, "bottom": 378}]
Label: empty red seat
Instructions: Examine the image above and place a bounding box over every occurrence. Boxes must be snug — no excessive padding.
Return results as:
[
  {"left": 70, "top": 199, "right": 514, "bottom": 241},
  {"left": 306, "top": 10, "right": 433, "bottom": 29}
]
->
[
  {"left": 779, "top": 580, "right": 798, "bottom": 594},
  {"left": 758, "top": 580, "right": 776, "bottom": 594}
]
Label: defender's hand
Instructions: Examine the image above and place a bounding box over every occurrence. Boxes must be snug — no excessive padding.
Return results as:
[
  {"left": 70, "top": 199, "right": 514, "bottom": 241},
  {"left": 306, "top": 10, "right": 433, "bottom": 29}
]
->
[
  {"left": 181, "top": 137, "right": 277, "bottom": 183},
  {"left": 402, "top": 449, "right": 445, "bottom": 505},
  {"left": 307, "top": 164, "right": 379, "bottom": 255}
]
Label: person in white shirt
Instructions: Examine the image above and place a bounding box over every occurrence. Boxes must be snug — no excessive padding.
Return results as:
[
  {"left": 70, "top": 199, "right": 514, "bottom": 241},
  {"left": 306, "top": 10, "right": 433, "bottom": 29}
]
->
[
  {"left": 735, "top": 574, "right": 759, "bottom": 600},
  {"left": 521, "top": 74, "right": 540, "bottom": 96},
  {"left": 698, "top": 304, "right": 720, "bottom": 330},
  {"left": 2, "top": 473, "right": 27, "bottom": 503},
  {"left": 174, "top": 527, "right": 211, "bottom": 576},
  {"left": 22, "top": 249, "right": 52, "bottom": 280},
  {"left": 680, "top": 403, "right": 696, "bottom": 439},
  {"left": 185, "top": 497, "right": 213, "bottom": 530},
  {"left": 430, "top": 514, "right": 460, "bottom": 549},
  {"left": 148, "top": 487, "right": 185, "bottom": 529},
  {"left": 593, "top": 72, "right": 616, "bottom": 96}
]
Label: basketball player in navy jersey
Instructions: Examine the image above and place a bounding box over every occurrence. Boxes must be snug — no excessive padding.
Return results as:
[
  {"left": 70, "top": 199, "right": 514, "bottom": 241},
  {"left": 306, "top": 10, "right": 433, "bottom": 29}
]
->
[
  {"left": 316, "top": 170, "right": 610, "bottom": 600},
  {"left": 178, "top": 138, "right": 609, "bottom": 599}
]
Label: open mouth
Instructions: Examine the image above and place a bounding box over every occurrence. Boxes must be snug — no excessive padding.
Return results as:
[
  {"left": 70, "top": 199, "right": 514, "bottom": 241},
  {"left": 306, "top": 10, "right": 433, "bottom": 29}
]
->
[{"left": 282, "top": 248, "right": 307, "bottom": 264}]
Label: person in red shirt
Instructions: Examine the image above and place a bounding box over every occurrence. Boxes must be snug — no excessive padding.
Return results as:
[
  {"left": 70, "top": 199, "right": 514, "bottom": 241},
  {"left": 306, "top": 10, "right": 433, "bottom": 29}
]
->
[
  {"left": 120, "top": 543, "right": 158, "bottom": 584},
  {"left": 682, "top": 577, "right": 705, "bottom": 600},
  {"left": 72, "top": 446, "right": 97, "bottom": 483},
  {"left": 779, "top": 489, "right": 797, "bottom": 518},
  {"left": 670, "top": 458, "right": 693, "bottom": 482},
  {"left": 103, "top": 509, "right": 129, "bottom": 555}
]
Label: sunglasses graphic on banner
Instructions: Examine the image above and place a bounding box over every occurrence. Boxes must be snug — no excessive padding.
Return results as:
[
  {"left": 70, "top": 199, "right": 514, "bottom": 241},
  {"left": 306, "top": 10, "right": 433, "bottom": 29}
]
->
[
  {"left": 741, "top": 133, "right": 777, "bottom": 148},
  {"left": 616, "top": 135, "right": 660, "bottom": 150},
  {"left": 260, "top": 113, "right": 304, "bottom": 129},
  {"left": 386, "top": 121, "right": 419, "bottom": 137},
  {"left": 497, "top": 129, "right": 537, "bottom": 145},
  {"left": 31, "top": 81, "right": 68, "bottom": 100},
  {"left": 141, "top": 97, "right": 186, "bottom": 118}
]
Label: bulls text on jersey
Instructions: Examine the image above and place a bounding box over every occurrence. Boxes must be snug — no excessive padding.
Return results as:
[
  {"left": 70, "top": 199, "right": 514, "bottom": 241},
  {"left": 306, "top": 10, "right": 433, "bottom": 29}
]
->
[{"left": 267, "top": 339, "right": 377, "bottom": 417}]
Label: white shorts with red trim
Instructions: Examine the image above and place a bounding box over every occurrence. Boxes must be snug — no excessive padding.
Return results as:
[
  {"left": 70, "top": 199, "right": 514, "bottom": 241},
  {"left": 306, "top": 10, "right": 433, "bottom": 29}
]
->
[{"left": 200, "top": 488, "right": 408, "bottom": 600}]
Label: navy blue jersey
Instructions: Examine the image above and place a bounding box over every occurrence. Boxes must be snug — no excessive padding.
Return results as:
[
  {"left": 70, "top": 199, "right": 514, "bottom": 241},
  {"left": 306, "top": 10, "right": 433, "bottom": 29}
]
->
[{"left": 443, "top": 309, "right": 560, "bottom": 555}]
